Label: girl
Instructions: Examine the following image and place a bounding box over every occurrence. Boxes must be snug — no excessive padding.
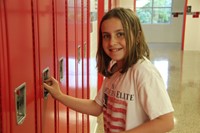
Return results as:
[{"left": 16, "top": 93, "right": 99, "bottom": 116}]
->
[{"left": 44, "top": 7, "right": 174, "bottom": 133}]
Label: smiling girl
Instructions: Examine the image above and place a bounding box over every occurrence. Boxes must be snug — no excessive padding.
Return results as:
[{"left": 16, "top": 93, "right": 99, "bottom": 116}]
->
[{"left": 44, "top": 7, "right": 174, "bottom": 133}]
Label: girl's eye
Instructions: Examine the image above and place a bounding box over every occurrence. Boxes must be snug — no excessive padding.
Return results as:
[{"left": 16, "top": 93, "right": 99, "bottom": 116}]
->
[
  {"left": 102, "top": 34, "right": 110, "bottom": 40},
  {"left": 116, "top": 32, "right": 125, "bottom": 38}
]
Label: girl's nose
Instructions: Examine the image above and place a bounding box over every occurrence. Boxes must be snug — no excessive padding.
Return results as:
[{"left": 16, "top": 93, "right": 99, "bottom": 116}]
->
[{"left": 109, "top": 36, "right": 117, "bottom": 46}]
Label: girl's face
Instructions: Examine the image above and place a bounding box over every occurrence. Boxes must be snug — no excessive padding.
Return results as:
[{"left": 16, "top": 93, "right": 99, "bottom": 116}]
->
[{"left": 101, "top": 17, "right": 126, "bottom": 67}]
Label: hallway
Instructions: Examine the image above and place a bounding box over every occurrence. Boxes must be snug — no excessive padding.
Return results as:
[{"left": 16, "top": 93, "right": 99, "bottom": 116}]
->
[
  {"left": 96, "top": 43, "right": 200, "bottom": 133},
  {"left": 150, "top": 43, "right": 200, "bottom": 132}
]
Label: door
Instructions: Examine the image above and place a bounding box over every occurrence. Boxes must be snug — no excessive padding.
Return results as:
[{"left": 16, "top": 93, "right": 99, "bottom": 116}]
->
[
  {"left": 2, "top": 0, "right": 36, "bottom": 132},
  {"left": 76, "top": 0, "right": 83, "bottom": 132},
  {"left": 54, "top": 0, "right": 68, "bottom": 132},
  {"left": 36, "top": 0, "right": 56, "bottom": 133},
  {"left": 67, "top": 0, "right": 77, "bottom": 132},
  {"left": 0, "top": 1, "right": 11, "bottom": 132},
  {"left": 82, "top": 0, "right": 90, "bottom": 132}
]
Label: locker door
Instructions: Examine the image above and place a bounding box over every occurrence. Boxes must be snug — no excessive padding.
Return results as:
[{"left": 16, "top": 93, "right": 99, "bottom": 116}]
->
[
  {"left": 76, "top": 0, "right": 83, "bottom": 132},
  {"left": 82, "top": 0, "right": 90, "bottom": 132},
  {"left": 67, "top": 0, "right": 77, "bottom": 132},
  {"left": 0, "top": 22, "right": 2, "bottom": 133},
  {"left": 54, "top": 0, "right": 68, "bottom": 132},
  {"left": 36, "top": 1, "right": 56, "bottom": 133},
  {"left": 2, "top": 0, "right": 36, "bottom": 133},
  {"left": 0, "top": 1, "right": 11, "bottom": 132},
  {"left": 0, "top": 11, "right": 2, "bottom": 132}
]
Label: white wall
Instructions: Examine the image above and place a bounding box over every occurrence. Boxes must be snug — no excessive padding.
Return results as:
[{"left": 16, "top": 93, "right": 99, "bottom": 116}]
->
[
  {"left": 118, "top": 0, "right": 134, "bottom": 10},
  {"left": 142, "top": 0, "right": 185, "bottom": 44},
  {"left": 90, "top": 0, "right": 97, "bottom": 12},
  {"left": 184, "top": 0, "right": 200, "bottom": 51}
]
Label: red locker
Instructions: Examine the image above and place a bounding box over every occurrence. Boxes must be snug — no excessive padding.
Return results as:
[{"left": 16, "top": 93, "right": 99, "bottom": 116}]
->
[
  {"left": 0, "top": 1, "right": 11, "bottom": 132},
  {"left": 82, "top": 0, "right": 90, "bottom": 132},
  {"left": 53, "top": 0, "right": 68, "bottom": 132},
  {"left": 75, "top": 0, "right": 83, "bottom": 132},
  {"left": 0, "top": 12, "right": 2, "bottom": 133},
  {"left": 35, "top": 0, "right": 56, "bottom": 133},
  {"left": 67, "top": 0, "right": 77, "bottom": 132},
  {"left": 1, "top": 0, "right": 36, "bottom": 133},
  {"left": 97, "top": 0, "right": 105, "bottom": 91},
  {"left": 1, "top": 0, "right": 91, "bottom": 133}
]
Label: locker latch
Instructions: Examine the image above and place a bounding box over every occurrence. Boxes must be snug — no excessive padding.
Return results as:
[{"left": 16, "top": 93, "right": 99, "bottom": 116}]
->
[
  {"left": 15, "top": 83, "right": 26, "bottom": 125},
  {"left": 59, "top": 58, "right": 64, "bottom": 81},
  {"left": 42, "top": 67, "right": 50, "bottom": 99},
  {"left": 78, "top": 45, "right": 81, "bottom": 63},
  {"left": 84, "top": 41, "right": 87, "bottom": 58}
]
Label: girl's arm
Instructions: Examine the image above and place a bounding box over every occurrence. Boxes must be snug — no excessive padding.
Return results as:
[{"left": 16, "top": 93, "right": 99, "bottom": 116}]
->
[
  {"left": 43, "top": 77, "right": 103, "bottom": 116},
  {"left": 120, "top": 112, "right": 174, "bottom": 133}
]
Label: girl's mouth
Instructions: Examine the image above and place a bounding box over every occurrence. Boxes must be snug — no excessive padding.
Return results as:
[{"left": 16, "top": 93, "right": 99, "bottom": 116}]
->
[{"left": 109, "top": 48, "right": 122, "bottom": 52}]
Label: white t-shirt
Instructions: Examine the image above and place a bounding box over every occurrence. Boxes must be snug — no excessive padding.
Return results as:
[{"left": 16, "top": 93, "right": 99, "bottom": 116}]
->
[{"left": 95, "top": 58, "right": 174, "bottom": 133}]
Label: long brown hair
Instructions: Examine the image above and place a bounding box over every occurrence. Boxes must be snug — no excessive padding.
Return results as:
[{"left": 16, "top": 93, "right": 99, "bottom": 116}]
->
[{"left": 96, "top": 7, "right": 150, "bottom": 77}]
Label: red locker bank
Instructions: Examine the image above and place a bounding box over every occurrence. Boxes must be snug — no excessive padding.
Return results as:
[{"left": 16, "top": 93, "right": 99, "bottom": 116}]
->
[{"left": 0, "top": 0, "right": 90, "bottom": 133}]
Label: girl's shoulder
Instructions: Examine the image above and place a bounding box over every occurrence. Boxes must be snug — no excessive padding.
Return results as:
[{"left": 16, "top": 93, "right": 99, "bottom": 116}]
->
[
  {"left": 131, "top": 57, "right": 153, "bottom": 71},
  {"left": 129, "top": 57, "right": 160, "bottom": 78}
]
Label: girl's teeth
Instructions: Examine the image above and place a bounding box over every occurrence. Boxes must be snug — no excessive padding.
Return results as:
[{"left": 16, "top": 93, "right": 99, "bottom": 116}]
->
[{"left": 110, "top": 48, "right": 120, "bottom": 52}]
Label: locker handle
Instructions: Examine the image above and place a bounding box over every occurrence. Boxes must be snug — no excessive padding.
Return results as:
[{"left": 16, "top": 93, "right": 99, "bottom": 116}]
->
[
  {"left": 15, "top": 82, "right": 26, "bottom": 125},
  {"left": 77, "top": 45, "right": 81, "bottom": 63},
  {"left": 84, "top": 41, "right": 87, "bottom": 58},
  {"left": 42, "top": 67, "right": 50, "bottom": 99},
  {"left": 59, "top": 58, "right": 64, "bottom": 81}
]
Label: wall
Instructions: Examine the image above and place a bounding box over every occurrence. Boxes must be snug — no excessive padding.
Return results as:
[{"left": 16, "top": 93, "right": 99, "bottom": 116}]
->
[
  {"left": 184, "top": 0, "right": 200, "bottom": 51},
  {"left": 142, "top": 0, "right": 185, "bottom": 44},
  {"left": 118, "top": 0, "right": 134, "bottom": 10}
]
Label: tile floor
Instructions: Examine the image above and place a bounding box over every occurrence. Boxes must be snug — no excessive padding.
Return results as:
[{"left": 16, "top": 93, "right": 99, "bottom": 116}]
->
[{"left": 95, "top": 43, "right": 200, "bottom": 133}]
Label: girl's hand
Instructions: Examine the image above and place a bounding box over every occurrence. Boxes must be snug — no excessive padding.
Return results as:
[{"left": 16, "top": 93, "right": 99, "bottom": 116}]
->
[{"left": 43, "top": 76, "right": 62, "bottom": 99}]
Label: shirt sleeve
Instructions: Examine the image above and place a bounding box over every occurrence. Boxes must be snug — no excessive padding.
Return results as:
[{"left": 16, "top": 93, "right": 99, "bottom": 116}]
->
[
  {"left": 94, "top": 79, "right": 106, "bottom": 107},
  {"left": 136, "top": 61, "right": 174, "bottom": 120}
]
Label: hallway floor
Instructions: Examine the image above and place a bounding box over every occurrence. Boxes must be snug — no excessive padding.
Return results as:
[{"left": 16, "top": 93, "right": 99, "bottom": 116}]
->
[{"left": 95, "top": 43, "right": 200, "bottom": 133}]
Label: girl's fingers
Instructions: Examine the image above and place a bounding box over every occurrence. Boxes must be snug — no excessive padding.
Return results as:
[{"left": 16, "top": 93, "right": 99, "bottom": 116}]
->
[
  {"left": 43, "top": 76, "right": 59, "bottom": 93},
  {"left": 44, "top": 76, "right": 56, "bottom": 85},
  {"left": 43, "top": 82, "right": 51, "bottom": 91},
  {"left": 45, "top": 76, "right": 58, "bottom": 84},
  {"left": 44, "top": 77, "right": 52, "bottom": 82},
  {"left": 50, "top": 76, "right": 58, "bottom": 84}
]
